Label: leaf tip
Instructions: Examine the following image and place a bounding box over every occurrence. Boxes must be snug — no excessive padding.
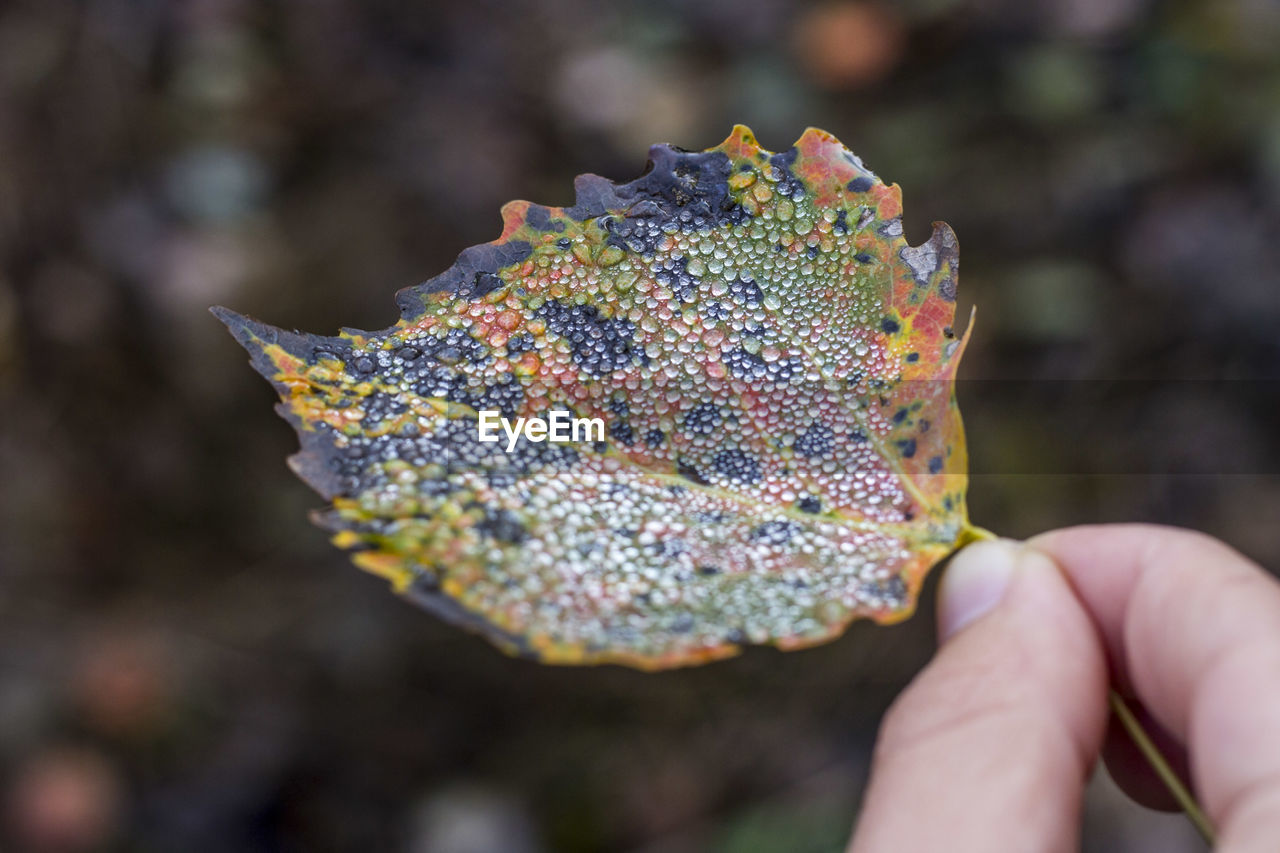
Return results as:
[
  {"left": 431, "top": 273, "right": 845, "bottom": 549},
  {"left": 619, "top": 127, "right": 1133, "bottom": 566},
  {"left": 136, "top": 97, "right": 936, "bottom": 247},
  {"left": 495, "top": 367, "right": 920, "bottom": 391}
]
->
[
  {"left": 210, "top": 305, "right": 324, "bottom": 385},
  {"left": 498, "top": 199, "right": 530, "bottom": 237},
  {"left": 795, "top": 125, "right": 838, "bottom": 148},
  {"left": 209, "top": 303, "right": 246, "bottom": 332},
  {"left": 725, "top": 122, "right": 758, "bottom": 146},
  {"left": 927, "top": 220, "right": 959, "bottom": 257},
  {"left": 210, "top": 305, "right": 276, "bottom": 356}
]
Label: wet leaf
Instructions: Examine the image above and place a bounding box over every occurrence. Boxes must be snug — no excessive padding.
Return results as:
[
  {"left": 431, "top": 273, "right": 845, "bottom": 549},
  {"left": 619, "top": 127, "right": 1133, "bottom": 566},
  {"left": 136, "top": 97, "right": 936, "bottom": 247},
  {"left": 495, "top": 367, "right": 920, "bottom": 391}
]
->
[{"left": 215, "top": 126, "right": 977, "bottom": 669}]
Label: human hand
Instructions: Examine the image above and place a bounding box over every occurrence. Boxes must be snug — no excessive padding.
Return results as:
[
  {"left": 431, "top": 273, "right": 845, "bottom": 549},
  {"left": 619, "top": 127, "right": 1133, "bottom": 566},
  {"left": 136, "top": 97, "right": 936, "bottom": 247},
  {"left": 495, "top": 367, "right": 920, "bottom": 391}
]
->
[{"left": 847, "top": 524, "right": 1280, "bottom": 852}]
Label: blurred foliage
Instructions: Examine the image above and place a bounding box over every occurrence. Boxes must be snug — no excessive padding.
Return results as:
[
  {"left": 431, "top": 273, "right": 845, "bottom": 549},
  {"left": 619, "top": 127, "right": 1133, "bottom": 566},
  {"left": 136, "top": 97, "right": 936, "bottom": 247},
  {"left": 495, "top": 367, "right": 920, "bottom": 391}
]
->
[{"left": 2, "top": 0, "right": 1279, "bottom": 850}]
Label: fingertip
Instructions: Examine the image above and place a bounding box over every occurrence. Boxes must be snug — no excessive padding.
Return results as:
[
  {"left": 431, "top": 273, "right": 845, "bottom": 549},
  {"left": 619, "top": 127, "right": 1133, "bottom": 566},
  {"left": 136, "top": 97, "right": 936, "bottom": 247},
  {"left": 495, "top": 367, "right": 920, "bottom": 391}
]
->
[
  {"left": 936, "top": 539, "right": 1018, "bottom": 640},
  {"left": 938, "top": 538, "right": 1076, "bottom": 641}
]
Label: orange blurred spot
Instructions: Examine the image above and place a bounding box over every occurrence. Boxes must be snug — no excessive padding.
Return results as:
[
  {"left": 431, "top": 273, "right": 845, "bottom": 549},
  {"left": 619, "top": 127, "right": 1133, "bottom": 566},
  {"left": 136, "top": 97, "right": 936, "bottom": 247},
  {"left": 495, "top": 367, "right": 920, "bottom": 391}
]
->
[
  {"left": 70, "top": 632, "right": 171, "bottom": 737},
  {"left": 6, "top": 748, "right": 124, "bottom": 852},
  {"left": 792, "top": 3, "right": 906, "bottom": 90}
]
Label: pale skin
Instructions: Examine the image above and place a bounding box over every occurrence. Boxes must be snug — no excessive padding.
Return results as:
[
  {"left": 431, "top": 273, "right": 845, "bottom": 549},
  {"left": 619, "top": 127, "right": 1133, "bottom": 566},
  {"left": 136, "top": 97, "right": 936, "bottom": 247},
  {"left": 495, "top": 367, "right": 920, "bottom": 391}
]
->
[{"left": 847, "top": 524, "right": 1280, "bottom": 852}]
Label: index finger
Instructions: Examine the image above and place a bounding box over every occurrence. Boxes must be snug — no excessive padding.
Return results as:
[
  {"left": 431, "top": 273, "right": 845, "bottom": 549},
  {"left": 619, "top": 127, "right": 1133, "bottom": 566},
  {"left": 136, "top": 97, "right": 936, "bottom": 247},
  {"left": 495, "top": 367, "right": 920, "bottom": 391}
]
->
[{"left": 1029, "top": 524, "right": 1280, "bottom": 848}]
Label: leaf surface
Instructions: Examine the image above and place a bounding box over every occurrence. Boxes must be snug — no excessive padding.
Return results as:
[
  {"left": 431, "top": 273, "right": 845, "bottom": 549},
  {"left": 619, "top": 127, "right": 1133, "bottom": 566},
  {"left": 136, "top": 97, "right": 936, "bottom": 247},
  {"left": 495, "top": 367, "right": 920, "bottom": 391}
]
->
[{"left": 216, "top": 126, "right": 976, "bottom": 669}]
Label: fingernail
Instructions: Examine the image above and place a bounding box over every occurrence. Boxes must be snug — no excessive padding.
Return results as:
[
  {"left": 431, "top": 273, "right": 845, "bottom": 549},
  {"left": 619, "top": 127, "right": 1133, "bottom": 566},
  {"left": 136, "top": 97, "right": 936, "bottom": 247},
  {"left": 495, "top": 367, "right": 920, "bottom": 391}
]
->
[{"left": 938, "top": 539, "right": 1021, "bottom": 640}]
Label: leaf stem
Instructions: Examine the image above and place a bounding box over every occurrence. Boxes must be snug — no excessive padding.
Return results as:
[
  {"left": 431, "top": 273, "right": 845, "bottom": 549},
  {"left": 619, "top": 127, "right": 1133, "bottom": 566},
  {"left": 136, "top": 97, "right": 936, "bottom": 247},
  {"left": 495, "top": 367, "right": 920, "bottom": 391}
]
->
[
  {"left": 1108, "top": 689, "right": 1216, "bottom": 845},
  {"left": 957, "top": 523, "right": 999, "bottom": 545}
]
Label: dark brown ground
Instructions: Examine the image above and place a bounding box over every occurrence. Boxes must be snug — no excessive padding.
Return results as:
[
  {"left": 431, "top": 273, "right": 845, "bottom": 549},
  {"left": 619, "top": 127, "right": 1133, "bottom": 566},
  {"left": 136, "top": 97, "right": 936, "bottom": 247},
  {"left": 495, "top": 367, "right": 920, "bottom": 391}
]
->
[{"left": 2, "top": 1, "right": 1278, "bottom": 850}]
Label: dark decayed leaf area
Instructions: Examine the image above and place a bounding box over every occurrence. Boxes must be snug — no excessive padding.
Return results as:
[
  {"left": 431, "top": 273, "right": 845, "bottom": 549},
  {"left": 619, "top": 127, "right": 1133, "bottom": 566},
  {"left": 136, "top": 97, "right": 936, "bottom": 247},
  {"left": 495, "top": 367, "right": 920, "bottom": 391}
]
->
[{"left": 218, "top": 127, "right": 977, "bottom": 669}]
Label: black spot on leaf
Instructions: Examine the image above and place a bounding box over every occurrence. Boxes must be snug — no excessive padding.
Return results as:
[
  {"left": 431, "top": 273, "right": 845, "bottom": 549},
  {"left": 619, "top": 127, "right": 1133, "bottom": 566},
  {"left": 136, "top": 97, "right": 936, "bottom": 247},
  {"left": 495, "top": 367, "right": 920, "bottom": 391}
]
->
[
  {"left": 712, "top": 449, "right": 761, "bottom": 484},
  {"left": 525, "top": 204, "right": 553, "bottom": 231},
  {"left": 793, "top": 422, "right": 834, "bottom": 459},
  {"left": 535, "top": 299, "right": 638, "bottom": 377},
  {"left": 610, "top": 420, "right": 635, "bottom": 446},
  {"left": 505, "top": 333, "right": 534, "bottom": 355},
  {"left": 750, "top": 520, "right": 802, "bottom": 545},
  {"left": 682, "top": 402, "right": 722, "bottom": 435},
  {"left": 654, "top": 256, "right": 701, "bottom": 302},
  {"left": 728, "top": 274, "right": 763, "bottom": 306},
  {"left": 474, "top": 507, "right": 527, "bottom": 544},
  {"left": 676, "top": 458, "right": 710, "bottom": 485}
]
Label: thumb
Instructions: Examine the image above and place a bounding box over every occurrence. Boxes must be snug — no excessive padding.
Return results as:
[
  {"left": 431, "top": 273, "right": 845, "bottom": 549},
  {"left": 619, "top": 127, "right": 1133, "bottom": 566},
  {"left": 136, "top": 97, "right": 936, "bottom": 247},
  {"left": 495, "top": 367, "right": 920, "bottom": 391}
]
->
[
  {"left": 850, "top": 540, "right": 1109, "bottom": 853},
  {"left": 937, "top": 537, "right": 1036, "bottom": 639}
]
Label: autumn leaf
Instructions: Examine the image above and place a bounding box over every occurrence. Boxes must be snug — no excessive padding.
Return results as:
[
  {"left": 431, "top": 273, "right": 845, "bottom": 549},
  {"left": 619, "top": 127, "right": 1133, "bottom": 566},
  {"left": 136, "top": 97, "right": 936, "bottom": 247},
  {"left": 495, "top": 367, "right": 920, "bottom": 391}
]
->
[{"left": 214, "top": 125, "right": 978, "bottom": 670}]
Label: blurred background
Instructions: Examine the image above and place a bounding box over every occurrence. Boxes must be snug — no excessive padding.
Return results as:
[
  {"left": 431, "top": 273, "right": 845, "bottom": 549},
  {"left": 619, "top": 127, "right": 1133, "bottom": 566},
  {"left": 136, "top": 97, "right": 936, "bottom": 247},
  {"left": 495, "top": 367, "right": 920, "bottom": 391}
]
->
[{"left": 2, "top": 0, "right": 1279, "bottom": 850}]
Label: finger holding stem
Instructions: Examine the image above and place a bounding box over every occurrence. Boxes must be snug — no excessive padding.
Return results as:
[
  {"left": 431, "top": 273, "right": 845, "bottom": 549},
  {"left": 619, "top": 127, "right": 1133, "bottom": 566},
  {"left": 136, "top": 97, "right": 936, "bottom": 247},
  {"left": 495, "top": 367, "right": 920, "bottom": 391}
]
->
[
  {"left": 1031, "top": 525, "right": 1280, "bottom": 850},
  {"left": 851, "top": 526, "right": 1275, "bottom": 850}
]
